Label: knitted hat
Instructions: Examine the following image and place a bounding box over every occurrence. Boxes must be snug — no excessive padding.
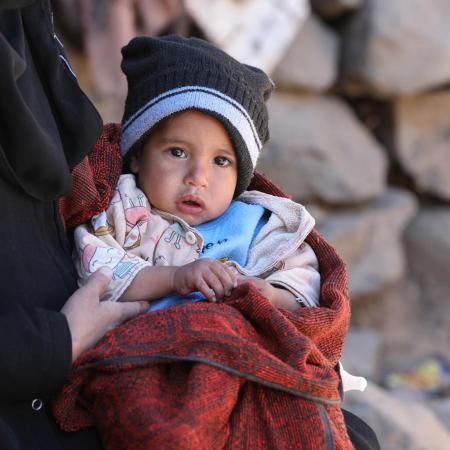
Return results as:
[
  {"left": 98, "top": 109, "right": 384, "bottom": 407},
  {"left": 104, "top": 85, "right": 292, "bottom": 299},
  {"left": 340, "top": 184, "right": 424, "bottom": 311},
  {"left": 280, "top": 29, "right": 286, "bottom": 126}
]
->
[{"left": 120, "top": 35, "right": 274, "bottom": 196}]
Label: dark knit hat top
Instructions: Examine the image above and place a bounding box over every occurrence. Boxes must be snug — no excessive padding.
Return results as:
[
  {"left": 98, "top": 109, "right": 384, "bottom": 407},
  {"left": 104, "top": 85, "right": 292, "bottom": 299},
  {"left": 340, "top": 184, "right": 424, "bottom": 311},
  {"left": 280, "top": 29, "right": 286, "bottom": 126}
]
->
[{"left": 120, "top": 35, "right": 274, "bottom": 196}]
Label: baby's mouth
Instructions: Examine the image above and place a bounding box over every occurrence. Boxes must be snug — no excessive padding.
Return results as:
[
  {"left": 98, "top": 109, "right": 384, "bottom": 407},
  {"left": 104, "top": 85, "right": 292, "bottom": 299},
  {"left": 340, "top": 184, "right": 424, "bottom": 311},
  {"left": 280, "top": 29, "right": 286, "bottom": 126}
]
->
[
  {"left": 176, "top": 195, "right": 205, "bottom": 214},
  {"left": 183, "top": 200, "right": 201, "bottom": 207}
]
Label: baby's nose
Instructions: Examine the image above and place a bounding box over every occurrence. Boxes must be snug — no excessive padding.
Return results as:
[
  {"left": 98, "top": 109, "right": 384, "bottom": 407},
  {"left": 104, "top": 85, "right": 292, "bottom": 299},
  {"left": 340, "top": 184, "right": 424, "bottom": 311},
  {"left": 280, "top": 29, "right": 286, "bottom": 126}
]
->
[{"left": 185, "top": 163, "right": 208, "bottom": 187}]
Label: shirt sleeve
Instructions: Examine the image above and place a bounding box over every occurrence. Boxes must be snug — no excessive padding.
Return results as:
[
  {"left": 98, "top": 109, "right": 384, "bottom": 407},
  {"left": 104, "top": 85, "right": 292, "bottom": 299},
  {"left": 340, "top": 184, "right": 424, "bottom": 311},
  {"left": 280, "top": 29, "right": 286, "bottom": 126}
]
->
[
  {"left": 74, "top": 176, "right": 166, "bottom": 302},
  {"left": 74, "top": 217, "right": 152, "bottom": 302},
  {"left": 0, "top": 307, "right": 72, "bottom": 400},
  {"left": 265, "top": 241, "right": 321, "bottom": 307}
]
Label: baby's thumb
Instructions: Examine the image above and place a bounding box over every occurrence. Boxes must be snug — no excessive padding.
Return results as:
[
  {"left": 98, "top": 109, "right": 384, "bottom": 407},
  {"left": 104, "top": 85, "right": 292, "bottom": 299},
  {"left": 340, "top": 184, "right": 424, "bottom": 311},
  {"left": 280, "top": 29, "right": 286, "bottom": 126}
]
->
[{"left": 84, "top": 266, "right": 113, "bottom": 297}]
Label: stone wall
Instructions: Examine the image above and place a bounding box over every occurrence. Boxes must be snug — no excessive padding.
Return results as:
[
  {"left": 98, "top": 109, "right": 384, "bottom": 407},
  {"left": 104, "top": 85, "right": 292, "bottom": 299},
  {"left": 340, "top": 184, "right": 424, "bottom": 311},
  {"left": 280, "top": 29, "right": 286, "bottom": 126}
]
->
[{"left": 256, "top": 1, "right": 450, "bottom": 447}]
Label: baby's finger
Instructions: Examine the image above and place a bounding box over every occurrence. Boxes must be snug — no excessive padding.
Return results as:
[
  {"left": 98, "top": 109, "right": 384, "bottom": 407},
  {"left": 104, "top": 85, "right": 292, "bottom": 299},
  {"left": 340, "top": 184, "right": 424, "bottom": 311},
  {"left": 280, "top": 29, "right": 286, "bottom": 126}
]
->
[
  {"left": 235, "top": 275, "right": 250, "bottom": 286},
  {"left": 235, "top": 276, "right": 261, "bottom": 291},
  {"left": 209, "top": 263, "right": 236, "bottom": 296},
  {"left": 195, "top": 277, "right": 217, "bottom": 302},
  {"left": 203, "top": 270, "right": 226, "bottom": 300},
  {"left": 223, "top": 264, "right": 238, "bottom": 290}
]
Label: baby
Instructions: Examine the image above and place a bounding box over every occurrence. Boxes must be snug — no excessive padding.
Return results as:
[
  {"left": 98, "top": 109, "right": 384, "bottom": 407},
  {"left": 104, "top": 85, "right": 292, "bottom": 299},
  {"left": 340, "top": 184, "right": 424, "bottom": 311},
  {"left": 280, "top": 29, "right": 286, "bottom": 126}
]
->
[{"left": 74, "top": 35, "right": 321, "bottom": 313}]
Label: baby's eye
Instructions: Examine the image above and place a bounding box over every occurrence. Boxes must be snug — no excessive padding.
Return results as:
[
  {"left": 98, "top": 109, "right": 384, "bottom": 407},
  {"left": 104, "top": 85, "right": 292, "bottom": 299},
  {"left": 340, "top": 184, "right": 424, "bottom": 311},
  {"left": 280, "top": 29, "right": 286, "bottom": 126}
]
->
[
  {"left": 169, "top": 147, "right": 186, "bottom": 158},
  {"left": 214, "top": 156, "right": 232, "bottom": 167}
]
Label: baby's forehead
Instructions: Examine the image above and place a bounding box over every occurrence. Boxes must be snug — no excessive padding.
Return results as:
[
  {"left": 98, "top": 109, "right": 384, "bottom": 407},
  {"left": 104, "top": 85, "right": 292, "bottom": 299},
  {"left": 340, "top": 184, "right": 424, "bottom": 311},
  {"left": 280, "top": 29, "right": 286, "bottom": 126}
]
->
[
  {"left": 156, "top": 109, "right": 220, "bottom": 132},
  {"left": 147, "top": 110, "right": 236, "bottom": 155}
]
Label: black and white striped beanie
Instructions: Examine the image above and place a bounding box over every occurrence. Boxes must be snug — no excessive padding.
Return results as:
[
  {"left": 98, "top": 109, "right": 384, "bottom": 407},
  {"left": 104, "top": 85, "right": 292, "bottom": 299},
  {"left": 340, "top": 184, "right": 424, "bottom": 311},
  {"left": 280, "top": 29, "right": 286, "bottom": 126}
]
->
[{"left": 120, "top": 35, "right": 274, "bottom": 196}]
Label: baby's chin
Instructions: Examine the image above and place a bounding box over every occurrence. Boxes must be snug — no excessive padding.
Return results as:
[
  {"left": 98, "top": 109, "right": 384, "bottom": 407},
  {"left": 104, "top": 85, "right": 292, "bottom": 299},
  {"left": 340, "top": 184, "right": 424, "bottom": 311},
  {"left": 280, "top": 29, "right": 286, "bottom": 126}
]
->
[
  {"left": 180, "top": 213, "right": 207, "bottom": 226},
  {"left": 154, "top": 203, "right": 226, "bottom": 226},
  {"left": 160, "top": 208, "right": 206, "bottom": 226},
  {"left": 178, "top": 211, "right": 218, "bottom": 227}
]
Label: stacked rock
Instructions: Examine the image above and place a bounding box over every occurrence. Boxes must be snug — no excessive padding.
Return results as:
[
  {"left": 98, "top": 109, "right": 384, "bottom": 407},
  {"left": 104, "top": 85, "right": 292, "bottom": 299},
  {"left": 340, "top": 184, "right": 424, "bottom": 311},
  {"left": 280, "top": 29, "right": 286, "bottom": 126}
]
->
[{"left": 256, "top": 2, "right": 450, "bottom": 447}]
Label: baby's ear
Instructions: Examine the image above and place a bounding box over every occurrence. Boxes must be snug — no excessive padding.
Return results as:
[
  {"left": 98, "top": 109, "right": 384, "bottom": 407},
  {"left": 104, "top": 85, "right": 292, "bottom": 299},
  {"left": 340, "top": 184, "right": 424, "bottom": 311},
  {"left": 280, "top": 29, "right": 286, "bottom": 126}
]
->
[{"left": 129, "top": 155, "right": 140, "bottom": 174}]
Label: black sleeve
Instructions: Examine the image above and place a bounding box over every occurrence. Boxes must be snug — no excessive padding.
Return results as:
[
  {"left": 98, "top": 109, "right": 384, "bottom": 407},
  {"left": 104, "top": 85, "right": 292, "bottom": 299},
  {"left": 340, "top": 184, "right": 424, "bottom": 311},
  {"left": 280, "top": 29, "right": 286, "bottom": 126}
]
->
[
  {"left": 0, "top": 1, "right": 34, "bottom": 11},
  {"left": 0, "top": 0, "right": 100, "bottom": 404},
  {"left": 0, "top": 307, "right": 73, "bottom": 401},
  {"left": 342, "top": 409, "right": 381, "bottom": 450}
]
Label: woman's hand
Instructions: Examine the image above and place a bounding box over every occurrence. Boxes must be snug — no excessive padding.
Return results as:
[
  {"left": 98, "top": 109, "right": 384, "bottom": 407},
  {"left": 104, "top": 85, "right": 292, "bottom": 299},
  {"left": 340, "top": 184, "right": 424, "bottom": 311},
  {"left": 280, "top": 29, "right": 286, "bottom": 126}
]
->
[{"left": 61, "top": 267, "right": 149, "bottom": 362}]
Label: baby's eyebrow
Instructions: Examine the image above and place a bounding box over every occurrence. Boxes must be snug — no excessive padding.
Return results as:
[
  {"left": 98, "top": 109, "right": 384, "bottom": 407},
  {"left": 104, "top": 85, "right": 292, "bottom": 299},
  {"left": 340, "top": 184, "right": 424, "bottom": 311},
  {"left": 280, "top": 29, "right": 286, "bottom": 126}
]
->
[
  {"left": 157, "top": 136, "right": 235, "bottom": 156},
  {"left": 156, "top": 136, "right": 189, "bottom": 145},
  {"left": 217, "top": 149, "right": 237, "bottom": 158}
]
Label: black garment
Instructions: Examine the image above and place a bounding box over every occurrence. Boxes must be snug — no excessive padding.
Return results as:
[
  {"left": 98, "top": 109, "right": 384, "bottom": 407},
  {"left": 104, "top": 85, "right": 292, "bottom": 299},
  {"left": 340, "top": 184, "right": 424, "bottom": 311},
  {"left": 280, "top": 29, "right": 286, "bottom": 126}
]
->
[
  {"left": 0, "top": 1, "right": 101, "bottom": 201},
  {"left": 337, "top": 368, "right": 380, "bottom": 449},
  {"left": 343, "top": 409, "right": 381, "bottom": 450},
  {"left": 0, "top": 1, "right": 102, "bottom": 448}
]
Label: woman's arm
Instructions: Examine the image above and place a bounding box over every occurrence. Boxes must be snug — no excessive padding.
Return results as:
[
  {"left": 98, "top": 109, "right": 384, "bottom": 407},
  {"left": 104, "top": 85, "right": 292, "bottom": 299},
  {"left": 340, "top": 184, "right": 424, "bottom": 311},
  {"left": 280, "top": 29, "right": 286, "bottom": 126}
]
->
[{"left": 0, "top": 268, "right": 149, "bottom": 399}]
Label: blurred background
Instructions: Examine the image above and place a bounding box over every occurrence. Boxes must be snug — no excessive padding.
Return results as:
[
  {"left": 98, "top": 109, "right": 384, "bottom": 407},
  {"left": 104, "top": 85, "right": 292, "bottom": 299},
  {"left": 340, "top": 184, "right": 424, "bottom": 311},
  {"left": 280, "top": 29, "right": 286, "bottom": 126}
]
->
[{"left": 54, "top": 1, "right": 450, "bottom": 448}]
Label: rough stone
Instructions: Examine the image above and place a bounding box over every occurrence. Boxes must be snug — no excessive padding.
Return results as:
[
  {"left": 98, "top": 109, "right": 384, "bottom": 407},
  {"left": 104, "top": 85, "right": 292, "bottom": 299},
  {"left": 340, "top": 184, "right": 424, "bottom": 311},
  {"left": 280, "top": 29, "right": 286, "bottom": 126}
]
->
[
  {"left": 430, "top": 399, "right": 450, "bottom": 434},
  {"left": 316, "top": 188, "right": 417, "bottom": 298},
  {"left": 394, "top": 92, "right": 450, "bottom": 200},
  {"left": 404, "top": 208, "right": 450, "bottom": 326},
  {"left": 340, "top": 0, "right": 450, "bottom": 97},
  {"left": 257, "top": 93, "right": 388, "bottom": 204},
  {"left": 342, "top": 328, "right": 382, "bottom": 382},
  {"left": 185, "top": 0, "right": 308, "bottom": 74},
  {"left": 344, "top": 382, "right": 450, "bottom": 450},
  {"left": 273, "top": 15, "right": 339, "bottom": 92},
  {"left": 350, "top": 280, "right": 429, "bottom": 372},
  {"left": 311, "top": 0, "right": 362, "bottom": 19},
  {"left": 405, "top": 208, "right": 450, "bottom": 285}
]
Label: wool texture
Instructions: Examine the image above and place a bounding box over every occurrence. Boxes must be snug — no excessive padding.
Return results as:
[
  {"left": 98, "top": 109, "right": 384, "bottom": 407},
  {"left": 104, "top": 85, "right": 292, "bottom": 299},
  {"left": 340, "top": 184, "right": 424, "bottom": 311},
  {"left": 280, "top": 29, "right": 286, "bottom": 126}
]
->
[
  {"left": 55, "top": 125, "right": 353, "bottom": 450},
  {"left": 120, "top": 35, "right": 274, "bottom": 196},
  {"left": 59, "top": 123, "right": 122, "bottom": 230}
]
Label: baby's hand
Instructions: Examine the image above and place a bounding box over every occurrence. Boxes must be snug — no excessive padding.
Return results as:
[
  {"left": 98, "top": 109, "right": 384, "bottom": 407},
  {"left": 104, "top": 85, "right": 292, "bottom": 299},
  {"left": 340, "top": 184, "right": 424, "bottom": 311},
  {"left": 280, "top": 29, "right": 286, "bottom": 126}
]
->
[
  {"left": 236, "top": 276, "right": 275, "bottom": 301},
  {"left": 236, "top": 276, "right": 300, "bottom": 310},
  {"left": 173, "top": 259, "right": 237, "bottom": 302}
]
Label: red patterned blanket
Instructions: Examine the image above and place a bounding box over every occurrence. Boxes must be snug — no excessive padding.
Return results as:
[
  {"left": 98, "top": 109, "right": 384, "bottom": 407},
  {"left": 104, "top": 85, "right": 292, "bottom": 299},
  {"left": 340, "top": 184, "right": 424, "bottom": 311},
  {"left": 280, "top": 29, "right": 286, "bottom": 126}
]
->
[{"left": 54, "top": 125, "right": 353, "bottom": 449}]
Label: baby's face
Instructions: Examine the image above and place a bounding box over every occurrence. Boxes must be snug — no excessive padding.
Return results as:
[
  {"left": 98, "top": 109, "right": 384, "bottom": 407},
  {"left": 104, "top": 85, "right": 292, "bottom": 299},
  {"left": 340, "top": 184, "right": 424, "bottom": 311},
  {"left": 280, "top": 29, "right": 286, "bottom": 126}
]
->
[{"left": 132, "top": 110, "right": 237, "bottom": 225}]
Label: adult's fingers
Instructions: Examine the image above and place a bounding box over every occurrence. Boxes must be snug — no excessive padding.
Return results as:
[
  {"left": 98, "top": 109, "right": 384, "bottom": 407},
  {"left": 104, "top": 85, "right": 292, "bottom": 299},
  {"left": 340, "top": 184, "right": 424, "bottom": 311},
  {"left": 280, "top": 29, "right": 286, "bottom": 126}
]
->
[
  {"left": 81, "top": 266, "right": 113, "bottom": 298},
  {"left": 62, "top": 267, "right": 149, "bottom": 361},
  {"left": 113, "top": 301, "right": 149, "bottom": 325}
]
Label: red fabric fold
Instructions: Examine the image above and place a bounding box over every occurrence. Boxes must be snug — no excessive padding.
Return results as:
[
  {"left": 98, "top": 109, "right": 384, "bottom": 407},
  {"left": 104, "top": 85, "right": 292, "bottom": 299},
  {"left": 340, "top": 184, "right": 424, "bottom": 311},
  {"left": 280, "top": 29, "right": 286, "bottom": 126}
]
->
[
  {"left": 59, "top": 123, "right": 122, "bottom": 230},
  {"left": 54, "top": 125, "right": 353, "bottom": 449}
]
